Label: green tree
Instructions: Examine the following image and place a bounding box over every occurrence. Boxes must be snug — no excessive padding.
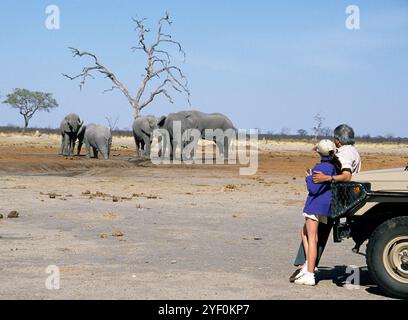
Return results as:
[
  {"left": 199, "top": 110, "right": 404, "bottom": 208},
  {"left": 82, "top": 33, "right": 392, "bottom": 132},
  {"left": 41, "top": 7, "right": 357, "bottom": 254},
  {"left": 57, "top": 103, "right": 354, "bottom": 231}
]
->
[
  {"left": 2, "top": 88, "right": 58, "bottom": 133},
  {"left": 297, "top": 129, "right": 308, "bottom": 137}
]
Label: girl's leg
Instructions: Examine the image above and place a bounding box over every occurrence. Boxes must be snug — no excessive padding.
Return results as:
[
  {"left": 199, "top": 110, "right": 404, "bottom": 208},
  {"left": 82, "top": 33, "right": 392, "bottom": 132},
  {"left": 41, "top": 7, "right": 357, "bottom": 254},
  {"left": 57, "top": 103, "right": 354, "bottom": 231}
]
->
[
  {"left": 300, "top": 223, "right": 308, "bottom": 263},
  {"left": 305, "top": 218, "right": 319, "bottom": 273}
]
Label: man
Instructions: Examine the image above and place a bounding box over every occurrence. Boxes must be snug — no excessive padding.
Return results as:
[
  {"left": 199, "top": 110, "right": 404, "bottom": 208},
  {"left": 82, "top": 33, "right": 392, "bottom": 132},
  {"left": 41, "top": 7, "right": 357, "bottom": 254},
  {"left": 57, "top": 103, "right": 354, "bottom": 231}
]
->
[{"left": 289, "top": 124, "right": 361, "bottom": 282}]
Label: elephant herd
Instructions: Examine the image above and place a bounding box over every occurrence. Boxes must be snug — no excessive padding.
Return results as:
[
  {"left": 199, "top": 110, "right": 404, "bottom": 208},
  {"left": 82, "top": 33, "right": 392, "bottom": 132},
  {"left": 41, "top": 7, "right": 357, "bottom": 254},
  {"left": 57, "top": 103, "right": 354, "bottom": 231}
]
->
[
  {"left": 59, "top": 113, "right": 112, "bottom": 160},
  {"left": 59, "top": 110, "right": 236, "bottom": 161},
  {"left": 132, "top": 110, "right": 236, "bottom": 159}
]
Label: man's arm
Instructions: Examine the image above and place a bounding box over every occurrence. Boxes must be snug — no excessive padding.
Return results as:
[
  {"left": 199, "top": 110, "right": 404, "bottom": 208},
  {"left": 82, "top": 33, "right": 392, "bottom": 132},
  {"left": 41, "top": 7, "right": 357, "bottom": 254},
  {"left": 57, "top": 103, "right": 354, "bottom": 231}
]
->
[
  {"left": 306, "top": 175, "right": 330, "bottom": 195},
  {"left": 313, "top": 170, "right": 352, "bottom": 183}
]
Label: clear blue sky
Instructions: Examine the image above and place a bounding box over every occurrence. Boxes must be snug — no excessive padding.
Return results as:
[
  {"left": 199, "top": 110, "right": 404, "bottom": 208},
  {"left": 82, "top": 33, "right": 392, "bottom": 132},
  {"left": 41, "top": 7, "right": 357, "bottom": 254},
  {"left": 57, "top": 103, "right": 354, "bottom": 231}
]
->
[{"left": 0, "top": 0, "right": 407, "bottom": 137}]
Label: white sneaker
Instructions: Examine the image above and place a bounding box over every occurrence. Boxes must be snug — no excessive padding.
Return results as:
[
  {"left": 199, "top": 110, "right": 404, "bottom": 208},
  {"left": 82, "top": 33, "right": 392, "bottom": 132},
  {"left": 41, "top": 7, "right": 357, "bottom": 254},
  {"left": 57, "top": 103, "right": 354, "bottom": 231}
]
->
[
  {"left": 294, "top": 261, "right": 308, "bottom": 280},
  {"left": 294, "top": 265, "right": 307, "bottom": 280},
  {"left": 294, "top": 272, "right": 316, "bottom": 286}
]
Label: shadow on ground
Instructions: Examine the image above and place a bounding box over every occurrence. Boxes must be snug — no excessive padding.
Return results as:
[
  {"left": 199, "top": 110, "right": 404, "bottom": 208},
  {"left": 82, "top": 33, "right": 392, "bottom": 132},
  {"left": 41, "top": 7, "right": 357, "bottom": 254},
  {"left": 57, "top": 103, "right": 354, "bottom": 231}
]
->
[{"left": 317, "top": 265, "right": 390, "bottom": 298}]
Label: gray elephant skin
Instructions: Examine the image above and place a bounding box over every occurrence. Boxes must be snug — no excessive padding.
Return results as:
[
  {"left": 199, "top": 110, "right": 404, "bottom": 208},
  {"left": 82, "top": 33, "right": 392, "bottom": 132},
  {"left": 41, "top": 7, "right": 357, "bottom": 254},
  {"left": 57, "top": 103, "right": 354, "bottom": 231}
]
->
[
  {"left": 59, "top": 113, "right": 83, "bottom": 158},
  {"left": 132, "top": 115, "right": 158, "bottom": 157},
  {"left": 79, "top": 124, "right": 112, "bottom": 160},
  {"left": 157, "top": 110, "right": 236, "bottom": 159}
]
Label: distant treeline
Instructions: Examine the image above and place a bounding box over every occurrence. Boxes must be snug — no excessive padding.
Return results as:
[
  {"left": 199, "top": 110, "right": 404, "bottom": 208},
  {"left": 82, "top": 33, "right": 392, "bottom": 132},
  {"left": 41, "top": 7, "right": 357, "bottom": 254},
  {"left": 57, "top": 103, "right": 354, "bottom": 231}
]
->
[
  {"left": 258, "top": 133, "right": 408, "bottom": 144},
  {"left": 1, "top": 126, "right": 408, "bottom": 144},
  {"left": 0, "top": 126, "right": 134, "bottom": 137}
]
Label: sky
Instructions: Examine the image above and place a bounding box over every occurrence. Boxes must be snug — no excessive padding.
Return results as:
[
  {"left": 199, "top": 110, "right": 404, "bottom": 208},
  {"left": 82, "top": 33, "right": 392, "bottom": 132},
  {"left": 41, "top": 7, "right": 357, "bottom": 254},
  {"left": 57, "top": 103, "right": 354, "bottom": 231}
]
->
[{"left": 0, "top": 0, "right": 407, "bottom": 137}]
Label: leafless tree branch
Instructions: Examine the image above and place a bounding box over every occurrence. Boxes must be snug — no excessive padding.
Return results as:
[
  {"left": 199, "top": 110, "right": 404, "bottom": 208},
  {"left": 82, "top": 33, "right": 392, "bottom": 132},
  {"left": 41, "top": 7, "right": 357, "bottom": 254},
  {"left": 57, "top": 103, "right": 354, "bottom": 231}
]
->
[
  {"left": 105, "top": 115, "right": 120, "bottom": 131},
  {"left": 139, "top": 78, "right": 174, "bottom": 110},
  {"left": 63, "top": 47, "right": 136, "bottom": 108},
  {"left": 64, "top": 12, "right": 190, "bottom": 118},
  {"left": 102, "top": 86, "right": 119, "bottom": 94}
]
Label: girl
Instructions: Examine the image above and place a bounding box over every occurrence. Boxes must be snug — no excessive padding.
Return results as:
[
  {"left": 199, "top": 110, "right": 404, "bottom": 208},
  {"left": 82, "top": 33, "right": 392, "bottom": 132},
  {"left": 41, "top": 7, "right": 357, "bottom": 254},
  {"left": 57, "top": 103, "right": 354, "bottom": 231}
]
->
[{"left": 294, "top": 139, "right": 338, "bottom": 286}]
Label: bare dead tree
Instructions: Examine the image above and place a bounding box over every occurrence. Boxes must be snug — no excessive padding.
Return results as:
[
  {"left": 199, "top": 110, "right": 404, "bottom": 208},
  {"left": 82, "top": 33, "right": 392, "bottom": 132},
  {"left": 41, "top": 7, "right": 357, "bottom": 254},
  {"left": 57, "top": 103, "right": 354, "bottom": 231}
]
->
[
  {"left": 312, "top": 113, "right": 325, "bottom": 141},
  {"left": 321, "top": 126, "right": 333, "bottom": 137},
  {"left": 105, "top": 115, "right": 119, "bottom": 131},
  {"left": 63, "top": 12, "right": 190, "bottom": 118},
  {"left": 280, "top": 127, "right": 291, "bottom": 136}
]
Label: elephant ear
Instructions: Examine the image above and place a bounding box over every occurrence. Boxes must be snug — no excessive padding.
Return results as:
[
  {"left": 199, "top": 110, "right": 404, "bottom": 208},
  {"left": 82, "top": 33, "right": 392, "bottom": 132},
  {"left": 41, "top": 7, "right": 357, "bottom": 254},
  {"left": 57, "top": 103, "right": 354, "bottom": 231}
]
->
[
  {"left": 61, "top": 120, "right": 71, "bottom": 133},
  {"left": 157, "top": 115, "right": 166, "bottom": 127},
  {"left": 147, "top": 117, "right": 158, "bottom": 128},
  {"left": 185, "top": 114, "right": 199, "bottom": 128}
]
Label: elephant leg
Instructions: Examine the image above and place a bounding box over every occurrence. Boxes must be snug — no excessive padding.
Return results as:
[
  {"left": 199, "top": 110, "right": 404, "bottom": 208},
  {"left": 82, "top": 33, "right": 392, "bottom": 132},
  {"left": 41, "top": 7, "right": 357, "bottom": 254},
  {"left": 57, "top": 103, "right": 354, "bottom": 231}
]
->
[
  {"left": 159, "top": 135, "right": 168, "bottom": 159},
  {"left": 162, "top": 136, "right": 171, "bottom": 160},
  {"left": 174, "top": 136, "right": 184, "bottom": 161},
  {"left": 85, "top": 142, "right": 91, "bottom": 160},
  {"left": 161, "top": 137, "right": 166, "bottom": 159},
  {"left": 157, "top": 136, "right": 163, "bottom": 158},
  {"left": 63, "top": 133, "right": 70, "bottom": 156},
  {"left": 140, "top": 140, "right": 146, "bottom": 156},
  {"left": 68, "top": 137, "right": 72, "bottom": 158},
  {"left": 182, "top": 140, "right": 192, "bottom": 161},
  {"left": 224, "top": 137, "right": 230, "bottom": 160},
  {"left": 100, "top": 147, "right": 109, "bottom": 160},
  {"left": 71, "top": 141, "right": 76, "bottom": 159},
  {"left": 142, "top": 135, "right": 150, "bottom": 158},
  {"left": 137, "top": 141, "right": 142, "bottom": 157},
  {"left": 92, "top": 147, "right": 98, "bottom": 159},
  {"left": 215, "top": 139, "right": 225, "bottom": 160},
  {"left": 100, "top": 141, "right": 110, "bottom": 160},
  {"left": 187, "top": 137, "right": 197, "bottom": 160},
  {"left": 69, "top": 137, "right": 75, "bottom": 159},
  {"left": 133, "top": 135, "right": 140, "bottom": 157},
  {"left": 170, "top": 137, "right": 175, "bottom": 161},
  {"left": 59, "top": 134, "right": 64, "bottom": 155},
  {"left": 77, "top": 141, "right": 83, "bottom": 156}
]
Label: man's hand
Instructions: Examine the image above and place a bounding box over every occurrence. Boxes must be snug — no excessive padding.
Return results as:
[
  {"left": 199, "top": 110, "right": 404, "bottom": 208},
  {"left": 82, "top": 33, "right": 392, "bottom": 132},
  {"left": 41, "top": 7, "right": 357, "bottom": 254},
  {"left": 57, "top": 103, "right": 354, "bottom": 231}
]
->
[{"left": 312, "top": 171, "right": 330, "bottom": 183}]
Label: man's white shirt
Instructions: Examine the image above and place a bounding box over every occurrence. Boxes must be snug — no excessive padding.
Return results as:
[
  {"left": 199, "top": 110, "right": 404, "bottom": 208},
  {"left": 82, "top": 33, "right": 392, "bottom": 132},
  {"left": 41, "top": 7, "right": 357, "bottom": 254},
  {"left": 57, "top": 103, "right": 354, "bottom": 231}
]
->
[{"left": 337, "top": 145, "right": 361, "bottom": 174}]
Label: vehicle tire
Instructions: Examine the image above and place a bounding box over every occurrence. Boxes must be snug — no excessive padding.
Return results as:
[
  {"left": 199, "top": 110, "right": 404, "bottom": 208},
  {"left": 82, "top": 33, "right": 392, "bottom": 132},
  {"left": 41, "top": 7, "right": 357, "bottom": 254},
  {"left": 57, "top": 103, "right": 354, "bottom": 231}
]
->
[{"left": 366, "top": 216, "right": 408, "bottom": 299}]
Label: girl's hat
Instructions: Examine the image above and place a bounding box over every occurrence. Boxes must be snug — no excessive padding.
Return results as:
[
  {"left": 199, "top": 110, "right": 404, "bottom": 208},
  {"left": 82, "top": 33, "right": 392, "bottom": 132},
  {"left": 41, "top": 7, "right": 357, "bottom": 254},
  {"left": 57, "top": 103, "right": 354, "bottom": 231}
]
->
[{"left": 316, "top": 139, "right": 336, "bottom": 156}]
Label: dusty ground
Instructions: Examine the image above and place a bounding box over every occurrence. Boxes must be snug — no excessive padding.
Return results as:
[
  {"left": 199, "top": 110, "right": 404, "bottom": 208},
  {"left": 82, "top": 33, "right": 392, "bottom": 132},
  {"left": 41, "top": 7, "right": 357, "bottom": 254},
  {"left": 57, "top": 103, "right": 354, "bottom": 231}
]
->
[{"left": 0, "top": 133, "right": 407, "bottom": 300}]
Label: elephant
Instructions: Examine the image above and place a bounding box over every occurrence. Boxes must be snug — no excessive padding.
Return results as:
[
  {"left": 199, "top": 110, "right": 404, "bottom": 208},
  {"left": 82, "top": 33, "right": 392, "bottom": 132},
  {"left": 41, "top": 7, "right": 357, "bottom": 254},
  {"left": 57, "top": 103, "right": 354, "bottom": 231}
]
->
[
  {"left": 78, "top": 124, "right": 112, "bottom": 160},
  {"left": 156, "top": 110, "right": 236, "bottom": 160},
  {"left": 132, "top": 115, "right": 158, "bottom": 158},
  {"left": 155, "top": 111, "right": 197, "bottom": 160},
  {"left": 187, "top": 110, "right": 236, "bottom": 135},
  {"left": 59, "top": 113, "right": 83, "bottom": 158}
]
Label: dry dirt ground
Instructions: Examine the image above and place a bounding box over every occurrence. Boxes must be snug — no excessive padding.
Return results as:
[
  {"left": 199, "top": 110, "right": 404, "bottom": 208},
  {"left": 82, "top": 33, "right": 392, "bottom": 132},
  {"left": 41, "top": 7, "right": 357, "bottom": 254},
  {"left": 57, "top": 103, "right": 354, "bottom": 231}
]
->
[{"left": 0, "top": 133, "right": 407, "bottom": 300}]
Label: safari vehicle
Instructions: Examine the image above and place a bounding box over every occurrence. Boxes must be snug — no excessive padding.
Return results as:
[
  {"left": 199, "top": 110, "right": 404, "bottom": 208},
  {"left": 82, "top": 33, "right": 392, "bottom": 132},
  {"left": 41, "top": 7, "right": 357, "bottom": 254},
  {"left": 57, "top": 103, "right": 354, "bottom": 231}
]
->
[{"left": 331, "top": 167, "right": 408, "bottom": 299}]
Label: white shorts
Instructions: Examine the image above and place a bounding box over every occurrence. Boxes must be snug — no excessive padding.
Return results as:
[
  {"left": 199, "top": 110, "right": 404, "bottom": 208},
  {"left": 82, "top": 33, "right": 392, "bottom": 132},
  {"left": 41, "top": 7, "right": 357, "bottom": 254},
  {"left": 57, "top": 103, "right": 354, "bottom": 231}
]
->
[{"left": 303, "top": 212, "right": 328, "bottom": 224}]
